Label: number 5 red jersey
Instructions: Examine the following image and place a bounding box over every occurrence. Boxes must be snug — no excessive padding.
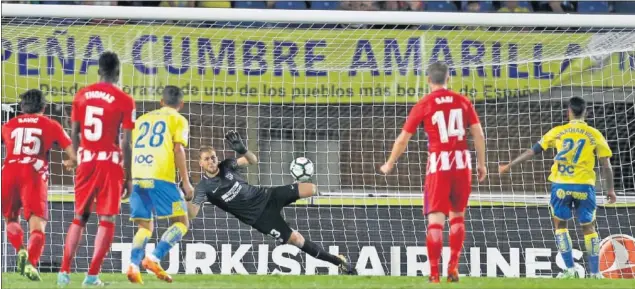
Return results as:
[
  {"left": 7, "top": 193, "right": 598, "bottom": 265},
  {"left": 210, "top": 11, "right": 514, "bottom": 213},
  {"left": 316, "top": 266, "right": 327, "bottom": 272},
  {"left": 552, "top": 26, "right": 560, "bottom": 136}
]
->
[
  {"left": 402, "top": 88, "right": 480, "bottom": 152},
  {"left": 71, "top": 82, "right": 136, "bottom": 152},
  {"left": 1, "top": 114, "right": 72, "bottom": 173}
]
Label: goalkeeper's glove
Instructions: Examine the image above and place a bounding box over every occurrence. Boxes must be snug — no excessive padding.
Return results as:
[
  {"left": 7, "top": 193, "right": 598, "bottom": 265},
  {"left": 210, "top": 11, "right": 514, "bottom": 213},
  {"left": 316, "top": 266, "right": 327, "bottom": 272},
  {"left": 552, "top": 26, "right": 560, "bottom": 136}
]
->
[{"left": 225, "top": 130, "right": 248, "bottom": 155}]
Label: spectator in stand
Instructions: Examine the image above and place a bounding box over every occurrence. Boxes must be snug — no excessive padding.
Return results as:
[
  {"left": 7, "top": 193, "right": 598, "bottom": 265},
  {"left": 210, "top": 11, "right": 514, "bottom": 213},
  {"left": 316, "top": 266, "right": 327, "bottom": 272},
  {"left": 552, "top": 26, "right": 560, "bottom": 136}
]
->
[
  {"left": 198, "top": 0, "right": 230, "bottom": 8},
  {"left": 82, "top": 0, "right": 117, "bottom": 5},
  {"left": 383, "top": 1, "right": 423, "bottom": 11},
  {"left": 465, "top": 1, "right": 481, "bottom": 12},
  {"left": 159, "top": 0, "right": 195, "bottom": 7},
  {"left": 498, "top": 1, "right": 531, "bottom": 13},
  {"left": 340, "top": 1, "right": 380, "bottom": 11},
  {"left": 542, "top": 1, "right": 575, "bottom": 13}
]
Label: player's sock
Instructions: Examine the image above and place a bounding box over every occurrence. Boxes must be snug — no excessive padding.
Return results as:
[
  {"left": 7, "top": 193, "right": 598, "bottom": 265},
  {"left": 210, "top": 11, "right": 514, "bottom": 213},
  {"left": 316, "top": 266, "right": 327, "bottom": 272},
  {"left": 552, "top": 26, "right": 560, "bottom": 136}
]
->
[
  {"left": 61, "top": 219, "right": 86, "bottom": 273},
  {"left": 448, "top": 216, "right": 465, "bottom": 273},
  {"left": 131, "top": 227, "right": 152, "bottom": 266},
  {"left": 151, "top": 222, "right": 188, "bottom": 261},
  {"left": 584, "top": 232, "right": 600, "bottom": 275},
  {"left": 87, "top": 220, "right": 115, "bottom": 275},
  {"left": 300, "top": 240, "right": 342, "bottom": 266},
  {"left": 27, "top": 230, "right": 45, "bottom": 266},
  {"left": 6, "top": 222, "right": 24, "bottom": 251},
  {"left": 555, "top": 228, "right": 575, "bottom": 269},
  {"left": 426, "top": 223, "right": 444, "bottom": 277}
]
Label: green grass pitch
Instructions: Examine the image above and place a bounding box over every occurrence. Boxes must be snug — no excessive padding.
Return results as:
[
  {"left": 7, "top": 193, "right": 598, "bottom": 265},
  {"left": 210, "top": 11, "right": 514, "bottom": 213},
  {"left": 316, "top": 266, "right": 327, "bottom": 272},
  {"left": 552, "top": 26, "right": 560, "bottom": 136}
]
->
[{"left": 2, "top": 273, "right": 635, "bottom": 289}]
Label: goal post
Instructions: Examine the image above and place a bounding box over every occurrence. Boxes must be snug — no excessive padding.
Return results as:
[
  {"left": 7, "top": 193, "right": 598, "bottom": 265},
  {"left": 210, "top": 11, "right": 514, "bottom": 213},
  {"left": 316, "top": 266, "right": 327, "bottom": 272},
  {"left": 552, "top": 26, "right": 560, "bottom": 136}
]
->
[{"left": 1, "top": 3, "right": 634, "bottom": 278}]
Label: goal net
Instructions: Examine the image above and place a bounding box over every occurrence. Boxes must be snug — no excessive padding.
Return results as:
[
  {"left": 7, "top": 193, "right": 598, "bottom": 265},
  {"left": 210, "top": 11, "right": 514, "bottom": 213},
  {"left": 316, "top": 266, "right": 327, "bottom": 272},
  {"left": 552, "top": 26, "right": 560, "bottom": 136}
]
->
[{"left": 2, "top": 4, "right": 634, "bottom": 278}]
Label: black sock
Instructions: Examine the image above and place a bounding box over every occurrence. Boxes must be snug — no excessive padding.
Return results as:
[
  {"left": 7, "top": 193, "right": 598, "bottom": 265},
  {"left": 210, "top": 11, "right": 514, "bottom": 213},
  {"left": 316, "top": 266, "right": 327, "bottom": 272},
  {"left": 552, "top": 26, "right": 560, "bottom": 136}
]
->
[{"left": 300, "top": 240, "right": 342, "bottom": 266}]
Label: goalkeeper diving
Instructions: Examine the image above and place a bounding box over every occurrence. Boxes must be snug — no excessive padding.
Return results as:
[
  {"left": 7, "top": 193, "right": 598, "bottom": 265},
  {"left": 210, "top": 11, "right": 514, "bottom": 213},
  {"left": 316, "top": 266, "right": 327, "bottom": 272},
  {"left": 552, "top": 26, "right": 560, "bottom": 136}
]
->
[
  {"left": 188, "top": 131, "right": 357, "bottom": 275},
  {"left": 499, "top": 96, "right": 617, "bottom": 279}
]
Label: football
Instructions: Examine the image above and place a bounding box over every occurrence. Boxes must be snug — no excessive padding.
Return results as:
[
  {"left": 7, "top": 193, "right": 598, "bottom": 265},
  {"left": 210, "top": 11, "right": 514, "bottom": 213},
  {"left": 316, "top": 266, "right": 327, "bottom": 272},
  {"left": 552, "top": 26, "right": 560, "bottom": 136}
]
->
[{"left": 290, "top": 157, "right": 314, "bottom": 182}]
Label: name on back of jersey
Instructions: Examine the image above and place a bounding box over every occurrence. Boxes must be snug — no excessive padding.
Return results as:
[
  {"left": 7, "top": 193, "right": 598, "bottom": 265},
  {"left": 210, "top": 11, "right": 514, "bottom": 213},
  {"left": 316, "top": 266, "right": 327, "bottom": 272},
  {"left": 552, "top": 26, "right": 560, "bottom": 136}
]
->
[
  {"left": 84, "top": 91, "right": 115, "bottom": 103},
  {"left": 435, "top": 96, "right": 454, "bottom": 104},
  {"left": 17, "top": 117, "right": 39, "bottom": 124}
]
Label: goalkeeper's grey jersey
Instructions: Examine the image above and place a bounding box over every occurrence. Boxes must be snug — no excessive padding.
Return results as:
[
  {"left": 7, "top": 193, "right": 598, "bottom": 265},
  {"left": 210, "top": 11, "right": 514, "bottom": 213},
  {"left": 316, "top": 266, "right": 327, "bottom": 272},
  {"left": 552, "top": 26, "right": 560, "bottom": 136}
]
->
[{"left": 193, "top": 158, "right": 269, "bottom": 225}]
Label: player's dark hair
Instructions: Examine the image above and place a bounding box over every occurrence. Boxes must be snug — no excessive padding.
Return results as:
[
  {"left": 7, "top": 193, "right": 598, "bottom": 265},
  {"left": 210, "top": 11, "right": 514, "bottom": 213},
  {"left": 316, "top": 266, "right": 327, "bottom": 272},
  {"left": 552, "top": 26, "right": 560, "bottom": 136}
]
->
[
  {"left": 427, "top": 62, "right": 449, "bottom": 85},
  {"left": 163, "top": 85, "right": 184, "bottom": 107},
  {"left": 20, "top": 89, "right": 46, "bottom": 114},
  {"left": 98, "top": 51, "right": 120, "bottom": 83},
  {"left": 568, "top": 96, "right": 586, "bottom": 118},
  {"left": 199, "top": 146, "right": 216, "bottom": 158}
]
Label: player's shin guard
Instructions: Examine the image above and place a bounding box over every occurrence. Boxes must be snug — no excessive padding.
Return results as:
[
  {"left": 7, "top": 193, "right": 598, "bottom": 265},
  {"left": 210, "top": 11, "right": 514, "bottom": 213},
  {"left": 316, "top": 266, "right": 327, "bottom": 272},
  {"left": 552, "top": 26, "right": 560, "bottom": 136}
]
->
[
  {"left": 152, "top": 222, "right": 187, "bottom": 261},
  {"left": 448, "top": 217, "right": 465, "bottom": 273},
  {"left": 426, "top": 223, "right": 444, "bottom": 277},
  {"left": 27, "top": 230, "right": 45, "bottom": 266},
  {"left": 6, "top": 222, "right": 24, "bottom": 250},
  {"left": 60, "top": 219, "right": 85, "bottom": 273},
  {"left": 584, "top": 232, "right": 600, "bottom": 275},
  {"left": 300, "top": 240, "right": 342, "bottom": 266},
  {"left": 131, "top": 228, "right": 152, "bottom": 267},
  {"left": 87, "top": 220, "right": 115, "bottom": 275},
  {"left": 555, "top": 229, "right": 575, "bottom": 269}
]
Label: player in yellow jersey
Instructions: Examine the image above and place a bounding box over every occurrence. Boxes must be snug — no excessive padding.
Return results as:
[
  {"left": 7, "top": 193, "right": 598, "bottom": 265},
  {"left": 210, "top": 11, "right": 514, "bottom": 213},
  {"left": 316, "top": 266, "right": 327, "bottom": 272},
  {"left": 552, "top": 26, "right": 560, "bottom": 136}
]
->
[
  {"left": 499, "top": 96, "right": 617, "bottom": 279},
  {"left": 126, "top": 86, "right": 194, "bottom": 284}
]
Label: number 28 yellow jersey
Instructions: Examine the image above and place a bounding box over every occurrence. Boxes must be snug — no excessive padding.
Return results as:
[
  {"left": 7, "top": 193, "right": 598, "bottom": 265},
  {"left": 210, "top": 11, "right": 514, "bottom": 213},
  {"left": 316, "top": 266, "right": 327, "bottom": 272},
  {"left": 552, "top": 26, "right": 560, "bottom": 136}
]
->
[
  {"left": 539, "top": 119, "right": 612, "bottom": 186},
  {"left": 131, "top": 106, "right": 189, "bottom": 183}
]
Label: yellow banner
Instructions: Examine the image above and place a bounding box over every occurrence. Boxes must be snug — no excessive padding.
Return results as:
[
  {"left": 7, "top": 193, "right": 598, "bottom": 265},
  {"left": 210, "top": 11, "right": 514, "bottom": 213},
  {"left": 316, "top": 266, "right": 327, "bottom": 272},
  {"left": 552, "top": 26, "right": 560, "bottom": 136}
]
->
[{"left": 1, "top": 25, "right": 633, "bottom": 103}]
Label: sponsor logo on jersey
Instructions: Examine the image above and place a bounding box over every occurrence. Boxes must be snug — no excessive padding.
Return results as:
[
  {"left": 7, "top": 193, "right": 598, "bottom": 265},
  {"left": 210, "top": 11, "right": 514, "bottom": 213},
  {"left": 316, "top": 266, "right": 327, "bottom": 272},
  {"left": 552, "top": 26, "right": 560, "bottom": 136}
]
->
[
  {"left": 225, "top": 172, "right": 234, "bottom": 181},
  {"left": 599, "top": 234, "right": 635, "bottom": 279}
]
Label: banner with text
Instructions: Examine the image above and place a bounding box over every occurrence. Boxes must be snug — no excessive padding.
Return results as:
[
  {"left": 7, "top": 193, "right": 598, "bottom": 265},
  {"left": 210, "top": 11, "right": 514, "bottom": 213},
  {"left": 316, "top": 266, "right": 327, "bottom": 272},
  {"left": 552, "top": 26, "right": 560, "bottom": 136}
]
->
[
  {"left": 3, "top": 203, "right": 633, "bottom": 278},
  {"left": 1, "top": 25, "right": 634, "bottom": 103}
]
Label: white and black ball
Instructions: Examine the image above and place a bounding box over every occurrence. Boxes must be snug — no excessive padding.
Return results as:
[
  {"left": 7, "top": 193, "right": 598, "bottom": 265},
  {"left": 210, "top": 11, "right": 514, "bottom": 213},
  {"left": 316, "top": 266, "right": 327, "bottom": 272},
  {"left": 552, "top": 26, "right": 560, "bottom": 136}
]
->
[{"left": 290, "top": 157, "right": 314, "bottom": 182}]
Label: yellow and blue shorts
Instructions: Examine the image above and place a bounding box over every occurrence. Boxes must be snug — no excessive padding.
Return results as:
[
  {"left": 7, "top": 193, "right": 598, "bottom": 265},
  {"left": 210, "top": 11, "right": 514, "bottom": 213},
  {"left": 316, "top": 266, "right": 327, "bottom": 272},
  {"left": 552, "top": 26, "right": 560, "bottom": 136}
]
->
[
  {"left": 130, "top": 179, "right": 187, "bottom": 220},
  {"left": 549, "top": 183, "right": 596, "bottom": 224}
]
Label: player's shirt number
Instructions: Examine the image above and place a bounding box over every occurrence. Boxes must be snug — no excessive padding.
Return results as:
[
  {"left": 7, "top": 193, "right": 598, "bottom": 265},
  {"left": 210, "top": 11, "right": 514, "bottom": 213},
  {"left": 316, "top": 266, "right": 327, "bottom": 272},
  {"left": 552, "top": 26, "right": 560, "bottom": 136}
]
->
[
  {"left": 10, "top": 128, "right": 42, "bottom": 155},
  {"left": 555, "top": 138, "right": 586, "bottom": 164},
  {"left": 432, "top": 109, "right": 465, "bottom": 143},
  {"left": 134, "top": 121, "right": 166, "bottom": 148},
  {"left": 84, "top": 105, "right": 104, "bottom": 141}
]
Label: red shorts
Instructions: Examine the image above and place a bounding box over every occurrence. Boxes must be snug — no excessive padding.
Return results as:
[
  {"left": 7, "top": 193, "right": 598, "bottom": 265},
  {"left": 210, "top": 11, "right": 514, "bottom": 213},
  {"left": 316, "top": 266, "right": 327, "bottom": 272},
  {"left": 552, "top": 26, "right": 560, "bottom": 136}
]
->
[
  {"left": 423, "top": 168, "right": 472, "bottom": 215},
  {"left": 74, "top": 161, "right": 124, "bottom": 216},
  {"left": 1, "top": 163, "right": 48, "bottom": 220}
]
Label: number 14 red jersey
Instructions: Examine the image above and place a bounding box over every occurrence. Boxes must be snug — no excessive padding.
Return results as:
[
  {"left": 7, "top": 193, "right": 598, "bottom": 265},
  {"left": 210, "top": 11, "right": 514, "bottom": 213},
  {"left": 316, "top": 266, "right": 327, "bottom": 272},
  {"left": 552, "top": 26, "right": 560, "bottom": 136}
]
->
[
  {"left": 71, "top": 82, "right": 135, "bottom": 152},
  {"left": 402, "top": 88, "right": 480, "bottom": 152}
]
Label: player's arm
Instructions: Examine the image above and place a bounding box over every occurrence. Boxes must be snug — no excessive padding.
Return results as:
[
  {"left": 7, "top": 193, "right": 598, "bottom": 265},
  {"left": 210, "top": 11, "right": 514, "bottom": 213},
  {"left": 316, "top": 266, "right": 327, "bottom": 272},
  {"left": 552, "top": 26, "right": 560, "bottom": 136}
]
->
[
  {"left": 225, "top": 130, "right": 258, "bottom": 167},
  {"left": 465, "top": 100, "right": 487, "bottom": 182},
  {"left": 53, "top": 121, "right": 77, "bottom": 170},
  {"left": 121, "top": 99, "right": 136, "bottom": 198},
  {"left": 596, "top": 131, "right": 616, "bottom": 203},
  {"left": 187, "top": 185, "right": 207, "bottom": 219},
  {"left": 380, "top": 103, "right": 422, "bottom": 174},
  {"left": 499, "top": 128, "right": 555, "bottom": 174},
  {"left": 174, "top": 116, "right": 194, "bottom": 200}
]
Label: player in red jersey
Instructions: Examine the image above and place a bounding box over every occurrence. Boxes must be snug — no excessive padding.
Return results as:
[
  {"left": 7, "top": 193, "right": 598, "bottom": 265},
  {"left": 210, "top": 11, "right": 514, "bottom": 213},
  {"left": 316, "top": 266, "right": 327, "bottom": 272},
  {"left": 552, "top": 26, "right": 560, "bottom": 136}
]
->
[
  {"left": 57, "top": 52, "right": 136, "bottom": 287},
  {"left": 380, "top": 62, "right": 487, "bottom": 283},
  {"left": 2, "top": 89, "right": 77, "bottom": 281}
]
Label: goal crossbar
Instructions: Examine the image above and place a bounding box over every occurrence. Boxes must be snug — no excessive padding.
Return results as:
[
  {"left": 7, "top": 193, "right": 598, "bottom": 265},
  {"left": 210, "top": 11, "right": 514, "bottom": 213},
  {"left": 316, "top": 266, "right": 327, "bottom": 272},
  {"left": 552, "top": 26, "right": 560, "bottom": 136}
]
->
[{"left": 3, "top": 3, "right": 635, "bottom": 28}]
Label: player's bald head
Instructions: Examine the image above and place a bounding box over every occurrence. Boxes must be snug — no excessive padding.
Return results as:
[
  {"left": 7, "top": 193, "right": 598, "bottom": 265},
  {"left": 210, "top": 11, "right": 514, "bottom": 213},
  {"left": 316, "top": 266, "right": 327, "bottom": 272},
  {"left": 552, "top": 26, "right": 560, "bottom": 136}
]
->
[
  {"left": 20, "top": 89, "right": 46, "bottom": 114},
  {"left": 427, "top": 62, "right": 449, "bottom": 86},
  {"left": 568, "top": 96, "right": 586, "bottom": 119},
  {"left": 162, "top": 85, "right": 184, "bottom": 108}
]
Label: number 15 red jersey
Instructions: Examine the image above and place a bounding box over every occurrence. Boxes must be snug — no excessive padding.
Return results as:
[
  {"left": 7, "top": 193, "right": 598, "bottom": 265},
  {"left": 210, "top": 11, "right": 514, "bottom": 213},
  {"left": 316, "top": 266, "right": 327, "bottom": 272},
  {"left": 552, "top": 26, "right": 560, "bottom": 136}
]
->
[
  {"left": 403, "top": 88, "right": 480, "bottom": 152},
  {"left": 71, "top": 82, "right": 136, "bottom": 152}
]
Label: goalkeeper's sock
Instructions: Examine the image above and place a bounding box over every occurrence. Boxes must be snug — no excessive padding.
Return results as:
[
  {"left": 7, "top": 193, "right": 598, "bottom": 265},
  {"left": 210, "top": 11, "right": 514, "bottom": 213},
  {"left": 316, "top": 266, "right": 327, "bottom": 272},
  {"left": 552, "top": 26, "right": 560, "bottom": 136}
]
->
[
  {"left": 27, "top": 230, "right": 45, "bottom": 266},
  {"left": 426, "top": 223, "right": 444, "bottom": 277},
  {"left": 60, "top": 219, "right": 85, "bottom": 273},
  {"left": 300, "top": 240, "right": 342, "bottom": 266},
  {"left": 87, "top": 220, "right": 115, "bottom": 275},
  {"left": 555, "top": 228, "right": 575, "bottom": 269},
  {"left": 152, "top": 222, "right": 188, "bottom": 260},
  {"left": 448, "top": 216, "right": 465, "bottom": 273},
  {"left": 131, "top": 227, "right": 152, "bottom": 266},
  {"left": 584, "top": 232, "right": 601, "bottom": 275},
  {"left": 6, "top": 221, "right": 24, "bottom": 251}
]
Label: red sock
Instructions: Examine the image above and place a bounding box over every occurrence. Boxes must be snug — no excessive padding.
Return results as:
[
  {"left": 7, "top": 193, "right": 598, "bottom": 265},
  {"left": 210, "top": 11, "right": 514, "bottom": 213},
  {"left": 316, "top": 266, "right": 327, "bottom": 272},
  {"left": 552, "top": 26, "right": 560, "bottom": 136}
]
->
[
  {"left": 6, "top": 222, "right": 24, "bottom": 251},
  {"left": 27, "top": 230, "right": 45, "bottom": 266},
  {"left": 448, "top": 216, "right": 465, "bottom": 273},
  {"left": 88, "top": 220, "right": 115, "bottom": 275},
  {"left": 60, "top": 219, "right": 85, "bottom": 273},
  {"left": 426, "top": 223, "right": 444, "bottom": 277}
]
